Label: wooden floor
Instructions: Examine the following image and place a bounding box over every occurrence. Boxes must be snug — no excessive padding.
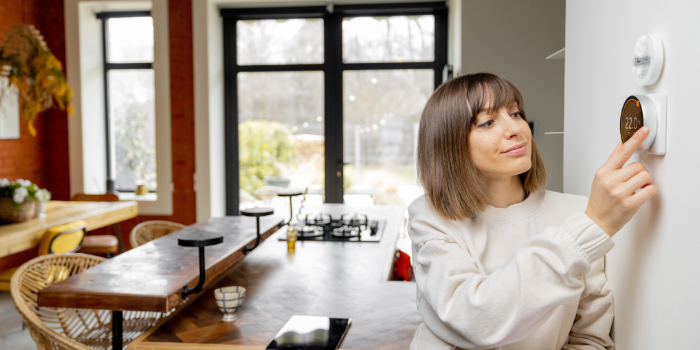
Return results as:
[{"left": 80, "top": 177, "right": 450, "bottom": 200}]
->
[{"left": 0, "top": 292, "right": 36, "bottom": 350}]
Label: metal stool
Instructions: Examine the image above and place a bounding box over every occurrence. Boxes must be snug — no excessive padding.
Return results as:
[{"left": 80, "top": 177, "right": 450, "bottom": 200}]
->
[
  {"left": 241, "top": 207, "right": 274, "bottom": 254},
  {"left": 178, "top": 230, "right": 224, "bottom": 299},
  {"left": 276, "top": 189, "right": 303, "bottom": 226}
]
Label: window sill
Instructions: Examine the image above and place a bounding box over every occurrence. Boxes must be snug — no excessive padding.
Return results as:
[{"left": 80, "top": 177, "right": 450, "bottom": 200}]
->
[{"left": 118, "top": 193, "right": 158, "bottom": 202}]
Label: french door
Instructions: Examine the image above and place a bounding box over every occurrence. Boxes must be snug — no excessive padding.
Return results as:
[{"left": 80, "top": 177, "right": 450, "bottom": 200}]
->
[{"left": 222, "top": 3, "right": 447, "bottom": 215}]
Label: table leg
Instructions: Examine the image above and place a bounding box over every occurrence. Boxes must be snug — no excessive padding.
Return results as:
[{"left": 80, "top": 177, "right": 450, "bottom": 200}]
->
[
  {"left": 112, "top": 223, "right": 125, "bottom": 253},
  {"left": 113, "top": 310, "right": 123, "bottom": 350}
]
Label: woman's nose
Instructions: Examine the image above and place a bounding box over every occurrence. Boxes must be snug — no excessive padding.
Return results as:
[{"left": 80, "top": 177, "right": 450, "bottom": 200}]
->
[{"left": 502, "top": 114, "right": 522, "bottom": 138}]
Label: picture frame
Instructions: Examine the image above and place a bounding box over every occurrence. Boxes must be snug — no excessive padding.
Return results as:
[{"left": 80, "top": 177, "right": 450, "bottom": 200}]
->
[{"left": 0, "top": 77, "right": 20, "bottom": 139}]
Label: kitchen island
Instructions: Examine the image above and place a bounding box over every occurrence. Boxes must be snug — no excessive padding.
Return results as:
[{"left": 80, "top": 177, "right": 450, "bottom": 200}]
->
[{"left": 129, "top": 204, "right": 420, "bottom": 350}]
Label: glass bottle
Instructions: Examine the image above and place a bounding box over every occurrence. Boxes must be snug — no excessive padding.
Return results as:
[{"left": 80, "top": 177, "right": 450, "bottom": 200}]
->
[{"left": 286, "top": 226, "right": 297, "bottom": 253}]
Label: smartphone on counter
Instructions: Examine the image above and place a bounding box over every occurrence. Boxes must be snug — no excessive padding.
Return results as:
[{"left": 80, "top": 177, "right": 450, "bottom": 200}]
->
[{"left": 266, "top": 315, "right": 351, "bottom": 350}]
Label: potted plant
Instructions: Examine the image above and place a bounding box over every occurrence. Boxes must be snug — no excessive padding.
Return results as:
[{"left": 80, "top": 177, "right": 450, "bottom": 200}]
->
[{"left": 0, "top": 179, "right": 51, "bottom": 223}]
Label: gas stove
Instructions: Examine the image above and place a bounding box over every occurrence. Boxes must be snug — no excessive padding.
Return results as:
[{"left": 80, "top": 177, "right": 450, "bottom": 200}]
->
[{"left": 279, "top": 213, "right": 386, "bottom": 243}]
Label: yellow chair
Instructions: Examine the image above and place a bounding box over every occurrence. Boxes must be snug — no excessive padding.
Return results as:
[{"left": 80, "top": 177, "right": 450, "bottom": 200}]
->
[
  {"left": 37, "top": 220, "right": 87, "bottom": 255},
  {"left": 0, "top": 220, "right": 86, "bottom": 291}
]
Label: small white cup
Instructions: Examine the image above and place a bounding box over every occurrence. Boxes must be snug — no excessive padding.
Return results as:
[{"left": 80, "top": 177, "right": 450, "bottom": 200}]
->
[{"left": 214, "top": 286, "right": 246, "bottom": 322}]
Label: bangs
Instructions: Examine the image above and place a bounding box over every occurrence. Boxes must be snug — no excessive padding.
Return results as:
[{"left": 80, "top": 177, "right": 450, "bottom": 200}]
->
[{"left": 466, "top": 74, "right": 524, "bottom": 124}]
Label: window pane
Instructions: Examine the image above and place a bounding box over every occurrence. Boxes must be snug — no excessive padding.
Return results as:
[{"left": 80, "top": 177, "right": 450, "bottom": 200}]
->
[
  {"left": 237, "top": 19, "right": 324, "bottom": 65},
  {"left": 343, "top": 70, "right": 433, "bottom": 207},
  {"left": 342, "top": 15, "right": 434, "bottom": 63},
  {"left": 108, "top": 69, "right": 156, "bottom": 192},
  {"left": 107, "top": 17, "right": 154, "bottom": 63},
  {"left": 238, "top": 71, "right": 325, "bottom": 213}
]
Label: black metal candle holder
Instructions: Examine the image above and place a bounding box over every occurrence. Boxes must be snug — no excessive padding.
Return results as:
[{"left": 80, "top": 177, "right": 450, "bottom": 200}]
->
[
  {"left": 241, "top": 207, "right": 274, "bottom": 254},
  {"left": 178, "top": 231, "right": 224, "bottom": 299}
]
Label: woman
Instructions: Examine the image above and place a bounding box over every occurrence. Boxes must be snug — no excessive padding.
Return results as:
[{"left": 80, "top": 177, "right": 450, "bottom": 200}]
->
[{"left": 409, "top": 73, "right": 656, "bottom": 350}]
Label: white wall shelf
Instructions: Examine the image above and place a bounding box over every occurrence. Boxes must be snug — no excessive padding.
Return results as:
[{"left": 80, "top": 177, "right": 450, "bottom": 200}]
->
[{"left": 546, "top": 48, "right": 565, "bottom": 60}]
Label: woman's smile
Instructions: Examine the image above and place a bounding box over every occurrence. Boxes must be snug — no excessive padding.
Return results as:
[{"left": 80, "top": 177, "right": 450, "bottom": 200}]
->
[{"left": 502, "top": 142, "right": 527, "bottom": 155}]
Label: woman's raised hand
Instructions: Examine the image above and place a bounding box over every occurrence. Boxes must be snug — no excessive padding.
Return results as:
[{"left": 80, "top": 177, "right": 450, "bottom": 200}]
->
[{"left": 584, "top": 127, "right": 658, "bottom": 238}]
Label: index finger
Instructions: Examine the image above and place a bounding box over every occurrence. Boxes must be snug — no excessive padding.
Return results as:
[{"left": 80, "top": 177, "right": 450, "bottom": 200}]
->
[{"left": 604, "top": 126, "right": 649, "bottom": 169}]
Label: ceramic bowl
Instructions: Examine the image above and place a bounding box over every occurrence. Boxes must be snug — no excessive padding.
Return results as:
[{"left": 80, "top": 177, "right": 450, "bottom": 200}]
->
[{"left": 214, "top": 286, "right": 246, "bottom": 322}]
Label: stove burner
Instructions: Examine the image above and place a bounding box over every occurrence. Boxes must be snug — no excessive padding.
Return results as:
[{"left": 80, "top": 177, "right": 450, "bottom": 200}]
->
[
  {"left": 281, "top": 212, "right": 385, "bottom": 243},
  {"left": 306, "top": 213, "right": 331, "bottom": 226},
  {"left": 296, "top": 225, "right": 324, "bottom": 238},
  {"left": 341, "top": 213, "right": 369, "bottom": 227},
  {"left": 331, "top": 225, "right": 361, "bottom": 238}
]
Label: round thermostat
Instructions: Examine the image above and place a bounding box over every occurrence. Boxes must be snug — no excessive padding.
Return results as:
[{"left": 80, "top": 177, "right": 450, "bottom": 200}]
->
[
  {"left": 632, "top": 35, "right": 664, "bottom": 86},
  {"left": 620, "top": 95, "right": 657, "bottom": 152}
]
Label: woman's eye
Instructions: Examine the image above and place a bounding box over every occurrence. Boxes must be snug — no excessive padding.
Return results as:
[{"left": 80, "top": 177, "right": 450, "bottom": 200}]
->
[
  {"left": 511, "top": 111, "right": 522, "bottom": 118},
  {"left": 479, "top": 120, "right": 493, "bottom": 128}
]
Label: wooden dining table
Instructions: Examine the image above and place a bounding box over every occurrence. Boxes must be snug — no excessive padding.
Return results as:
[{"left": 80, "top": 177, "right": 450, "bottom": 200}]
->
[{"left": 0, "top": 200, "right": 138, "bottom": 259}]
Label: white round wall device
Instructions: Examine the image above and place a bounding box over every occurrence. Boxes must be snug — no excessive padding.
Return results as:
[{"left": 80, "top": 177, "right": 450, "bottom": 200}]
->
[{"left": 632, "top": 34, "right": 664, "bottom": 86}]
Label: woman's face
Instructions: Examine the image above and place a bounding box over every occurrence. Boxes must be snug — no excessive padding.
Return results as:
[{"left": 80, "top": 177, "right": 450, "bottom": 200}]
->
[{"left": 468, "top": 103, "right": 532, "bottom": 180}]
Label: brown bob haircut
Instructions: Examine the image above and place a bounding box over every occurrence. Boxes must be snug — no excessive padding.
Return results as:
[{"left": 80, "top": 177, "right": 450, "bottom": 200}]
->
[{"left": 417, "top": 73, "right": 547, "bottom": 220}]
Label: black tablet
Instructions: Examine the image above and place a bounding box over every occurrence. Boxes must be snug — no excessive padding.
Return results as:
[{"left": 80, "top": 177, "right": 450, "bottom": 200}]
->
[{"left": 266, "top": 315, "right": 351, "bottom": 350}]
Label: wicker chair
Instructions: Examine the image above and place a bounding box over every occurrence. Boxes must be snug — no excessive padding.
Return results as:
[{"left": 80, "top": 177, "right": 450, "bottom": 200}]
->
[
  {"left": 129, "top": 220, "right": 186, "bottom": 249},
  {"left": 10, "top": 254, "right": 163, "bottom": 350}
]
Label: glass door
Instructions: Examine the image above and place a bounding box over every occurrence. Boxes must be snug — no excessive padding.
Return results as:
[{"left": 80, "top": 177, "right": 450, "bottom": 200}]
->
[
  {"left": 224, "top": 12, "right": 329, "bottom": 216},
  {"left": 222, "top": 4, "right": 447, "bottom": 215},
  {"left": 341, "top": 14, "right": 437, "bottom": 207}
]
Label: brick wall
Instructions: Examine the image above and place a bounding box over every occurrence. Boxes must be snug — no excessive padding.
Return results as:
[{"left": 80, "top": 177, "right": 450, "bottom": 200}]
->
[
  {"left": 0, "top": 0, "right": 70, "bottom": 269},
  {"left": 0, "top": 0, "right": 50, "bottom": 190},
  {"left": 0, "top": 0, "right": 70, "bottom": 201}
]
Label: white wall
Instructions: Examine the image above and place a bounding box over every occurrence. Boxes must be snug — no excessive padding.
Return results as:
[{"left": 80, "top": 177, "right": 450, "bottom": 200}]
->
[
  {"left": 461, "top": 0, "right": 565, "bottom": 192},
  {"left": 564, "top": 1, "right": 700, "bottom": 348}
]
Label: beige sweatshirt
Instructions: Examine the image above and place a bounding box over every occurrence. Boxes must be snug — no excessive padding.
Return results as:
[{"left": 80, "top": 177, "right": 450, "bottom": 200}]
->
[{"left": 408, "top": 190, "right": 615, "bottom": 350}]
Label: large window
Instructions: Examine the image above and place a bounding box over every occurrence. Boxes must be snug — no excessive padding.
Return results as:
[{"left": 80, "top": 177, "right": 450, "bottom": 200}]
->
[
  {"left": 97, "top": 11, "right": 156, "bottom": 193},
  {"left": 222, "top": 3, "right": 447, "bottom": 215}
]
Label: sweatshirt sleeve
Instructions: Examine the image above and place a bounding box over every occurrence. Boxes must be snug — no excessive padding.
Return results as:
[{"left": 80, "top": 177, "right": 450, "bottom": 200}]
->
[
  {"left": 409, "top": 201, "right": 615, "bottom": 350},
  {"left": 563, "top": 256, "right": 615, "bottom": 350}
]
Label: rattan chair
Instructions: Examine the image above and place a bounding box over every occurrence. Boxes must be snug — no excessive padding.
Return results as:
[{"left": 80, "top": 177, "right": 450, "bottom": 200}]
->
[
  {"left": 129, "top": 220, "right": 186, "bottom": 248},
  {"left": 10, "top": 253, "right": 163, "bottom": 350}
]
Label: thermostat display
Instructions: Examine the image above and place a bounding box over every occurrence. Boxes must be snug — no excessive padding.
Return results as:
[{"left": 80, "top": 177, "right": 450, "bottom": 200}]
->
[
  {"left": 620, "top": 96, "right": 644, "bottom": 143},
  {"left": 619, "top": 94, "right": 667, "bottom": 155}
]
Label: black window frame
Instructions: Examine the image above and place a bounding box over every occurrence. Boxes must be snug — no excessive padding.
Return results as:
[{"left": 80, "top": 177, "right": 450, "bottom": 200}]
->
[
  {"left": 221, "top": 2, "right": 447, "bottom": 215},
  {"left": 96, "top": 11, "right": 154, "bottom": 193}
]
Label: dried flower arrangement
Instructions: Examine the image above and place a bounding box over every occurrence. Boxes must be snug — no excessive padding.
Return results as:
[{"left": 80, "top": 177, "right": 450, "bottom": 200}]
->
[{"left": 0, "top": 24, "right": 73, "bottom": 136}]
